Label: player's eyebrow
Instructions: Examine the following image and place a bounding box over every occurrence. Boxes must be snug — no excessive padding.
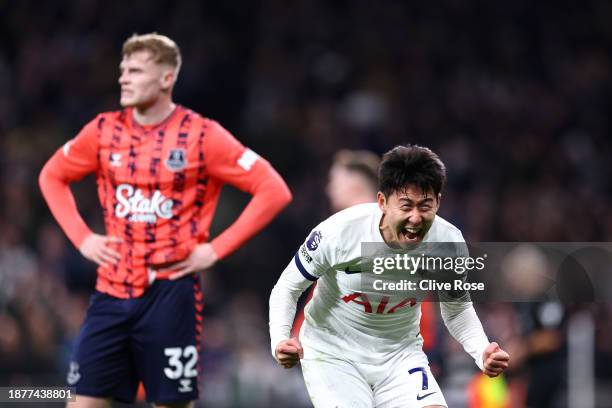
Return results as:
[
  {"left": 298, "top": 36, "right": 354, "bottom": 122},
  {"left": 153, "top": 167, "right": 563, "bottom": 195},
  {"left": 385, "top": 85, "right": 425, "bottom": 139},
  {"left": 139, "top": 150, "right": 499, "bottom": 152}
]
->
[
  {"left": 399, "top": 196, "right": 434, "bottom": 205},
  {"left": 119, "top": 64, "right": 143, "bottom": 72}
]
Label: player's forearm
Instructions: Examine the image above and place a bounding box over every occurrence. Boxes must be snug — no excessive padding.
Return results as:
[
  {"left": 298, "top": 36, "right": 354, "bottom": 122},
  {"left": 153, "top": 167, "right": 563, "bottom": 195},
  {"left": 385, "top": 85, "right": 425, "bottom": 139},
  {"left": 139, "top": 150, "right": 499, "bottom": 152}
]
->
[
  {"left": 211, "top": 167, "right": 292, "bottom": 259},
  {"left": 269, "top": 262, "right": 313, "bottom": 356},
  {"left": 39, "top": 160, "right": 92, "bottom": 248},
  {"left": 440, "top": 301, "right": 490, "bottom": 371}
]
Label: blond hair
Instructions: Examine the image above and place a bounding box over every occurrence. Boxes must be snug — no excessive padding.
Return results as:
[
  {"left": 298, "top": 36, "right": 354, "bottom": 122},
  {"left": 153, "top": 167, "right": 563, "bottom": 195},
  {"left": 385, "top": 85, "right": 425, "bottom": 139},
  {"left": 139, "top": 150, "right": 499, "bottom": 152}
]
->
[{"left": 122, "top": 33, "right": 182, "bottom": 76}]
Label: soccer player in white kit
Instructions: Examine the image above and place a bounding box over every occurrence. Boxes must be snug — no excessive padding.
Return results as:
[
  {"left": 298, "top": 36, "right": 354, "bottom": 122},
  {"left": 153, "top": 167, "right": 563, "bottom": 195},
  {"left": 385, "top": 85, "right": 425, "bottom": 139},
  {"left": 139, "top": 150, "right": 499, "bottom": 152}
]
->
[{"left": 269, "top": 145, "right": 509, "bottom": 407}]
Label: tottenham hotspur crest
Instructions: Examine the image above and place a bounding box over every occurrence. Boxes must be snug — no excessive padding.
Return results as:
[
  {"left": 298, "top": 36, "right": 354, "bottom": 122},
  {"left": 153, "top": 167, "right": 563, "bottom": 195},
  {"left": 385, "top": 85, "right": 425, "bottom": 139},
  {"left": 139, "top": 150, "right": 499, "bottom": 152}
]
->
[{"left": 165, "top": 148, "right": 187, "bottom": 171}]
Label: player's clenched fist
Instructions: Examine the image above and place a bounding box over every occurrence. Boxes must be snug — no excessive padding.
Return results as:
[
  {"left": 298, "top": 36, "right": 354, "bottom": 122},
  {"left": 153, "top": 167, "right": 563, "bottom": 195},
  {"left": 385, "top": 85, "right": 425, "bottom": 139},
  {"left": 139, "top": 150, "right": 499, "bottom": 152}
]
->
[
  {"left": 482, "top": 342, "right": 510, "bottom": 377},
  {"left": 275, "top": 337, "right": 304, "bottom": 369}
]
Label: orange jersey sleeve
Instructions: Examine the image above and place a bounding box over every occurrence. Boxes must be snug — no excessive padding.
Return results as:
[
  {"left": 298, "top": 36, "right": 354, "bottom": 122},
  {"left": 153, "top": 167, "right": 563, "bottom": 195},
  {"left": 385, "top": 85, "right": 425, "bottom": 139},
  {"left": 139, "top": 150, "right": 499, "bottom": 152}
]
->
[
  {"left": 203, "top": 121, "right": 292, "bottom": 259},
  {"left": 39, "top": 116, "right": 101, "bottom": 248}
]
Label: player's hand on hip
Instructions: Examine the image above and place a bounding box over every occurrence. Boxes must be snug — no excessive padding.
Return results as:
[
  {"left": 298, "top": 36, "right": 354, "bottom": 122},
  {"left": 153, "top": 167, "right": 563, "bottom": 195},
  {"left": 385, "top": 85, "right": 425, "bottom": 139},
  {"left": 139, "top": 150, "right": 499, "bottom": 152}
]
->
[
  {"left": 482, "top": 341, "right": 510, "bottom": 377},
  {"left": 79, "top": 233, "right": 122, "bottom": 266},
  {"left": 168, "top": 243, "right": 218, "bottom": 280},
  {"left": 275, "top": 337, "right": 303, "bottom": 369}
]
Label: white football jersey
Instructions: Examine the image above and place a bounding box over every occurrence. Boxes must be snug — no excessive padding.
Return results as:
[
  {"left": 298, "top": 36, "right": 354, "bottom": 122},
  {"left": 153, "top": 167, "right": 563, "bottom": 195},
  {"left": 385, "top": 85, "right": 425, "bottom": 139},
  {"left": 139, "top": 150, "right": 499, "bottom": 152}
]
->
[{"left": 295, "top": 203, "right": 466, "bottom": 364}]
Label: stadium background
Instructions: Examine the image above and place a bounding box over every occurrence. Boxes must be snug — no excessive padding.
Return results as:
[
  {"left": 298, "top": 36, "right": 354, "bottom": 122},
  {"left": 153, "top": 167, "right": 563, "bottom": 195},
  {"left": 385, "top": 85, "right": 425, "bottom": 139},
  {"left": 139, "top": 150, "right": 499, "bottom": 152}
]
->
[{"left": 1, "top": 0, "right": 612, "bottom": 406}]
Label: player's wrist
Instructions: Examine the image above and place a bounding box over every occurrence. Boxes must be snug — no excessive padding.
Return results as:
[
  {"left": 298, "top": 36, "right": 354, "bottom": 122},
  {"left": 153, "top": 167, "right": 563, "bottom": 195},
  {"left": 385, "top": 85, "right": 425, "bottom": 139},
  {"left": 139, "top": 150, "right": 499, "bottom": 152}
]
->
[
  {"left": 209, "top": 240, "right": 226, "bottom": 260},
  {"left": 476, "top": 341, "right": 491, "bottom": 372},
  {"left": 271, "top": 336, "right": 289, "bottom": 358},
  {"left": 75, "top": 228, "right": 96, "bottom": 250},
  {"left": 78, "top": 232, "right": 95, "bottom": 251},
  {"left": 208, "top": 244, "right": 219, "bottom": 262}
]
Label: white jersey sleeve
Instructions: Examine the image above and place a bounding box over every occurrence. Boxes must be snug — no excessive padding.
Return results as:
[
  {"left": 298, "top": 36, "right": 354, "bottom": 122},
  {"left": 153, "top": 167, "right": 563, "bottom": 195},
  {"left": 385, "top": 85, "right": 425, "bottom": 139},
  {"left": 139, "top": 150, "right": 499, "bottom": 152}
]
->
[
  {"left": 269, "top": 223, "right": 337, "bottom": 358},
  {"left": 437, "top": 228, "right": 490, "bottom": 371},
  {"left": 269, "top": 260, "right": 314, "bottom": 358},
  {"left": 440, "top": 301, "right": 490, "bottom": 371}
]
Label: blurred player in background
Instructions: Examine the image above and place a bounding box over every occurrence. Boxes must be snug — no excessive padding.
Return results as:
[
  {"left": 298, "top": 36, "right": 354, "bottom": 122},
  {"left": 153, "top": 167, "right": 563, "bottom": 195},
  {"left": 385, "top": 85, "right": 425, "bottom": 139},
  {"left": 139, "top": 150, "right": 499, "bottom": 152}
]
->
[
  {"left": 39, "top": 33, "right": 292, "bottom": 408},
  {"left": 270, "top": 145, "right": 509, "bottom": 407},
  {"left": 326, "top": 149, "right": 380, "bottom": 213}
]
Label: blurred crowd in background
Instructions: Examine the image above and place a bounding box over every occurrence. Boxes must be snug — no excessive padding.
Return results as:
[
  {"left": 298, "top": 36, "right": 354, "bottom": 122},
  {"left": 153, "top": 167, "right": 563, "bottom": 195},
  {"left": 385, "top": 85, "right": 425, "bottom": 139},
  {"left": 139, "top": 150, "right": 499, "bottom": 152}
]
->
[{"left": 1, "top": 0, "right": 612, "bottom": 406}]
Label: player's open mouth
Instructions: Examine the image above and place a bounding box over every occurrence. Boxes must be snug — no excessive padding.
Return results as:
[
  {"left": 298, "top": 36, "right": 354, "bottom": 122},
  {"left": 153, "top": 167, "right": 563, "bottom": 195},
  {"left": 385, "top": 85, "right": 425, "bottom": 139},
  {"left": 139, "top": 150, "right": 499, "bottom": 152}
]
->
[{"left": 402, "top": 227, "right": 421, "bottom": 241}]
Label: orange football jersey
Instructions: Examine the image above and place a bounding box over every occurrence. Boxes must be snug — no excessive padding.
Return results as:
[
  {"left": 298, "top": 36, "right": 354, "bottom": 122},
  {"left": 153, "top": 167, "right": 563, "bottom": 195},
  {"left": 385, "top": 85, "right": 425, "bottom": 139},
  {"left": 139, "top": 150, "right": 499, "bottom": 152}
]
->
[{"left": 40, "top": 106, "right": 291, "bottom": 298}]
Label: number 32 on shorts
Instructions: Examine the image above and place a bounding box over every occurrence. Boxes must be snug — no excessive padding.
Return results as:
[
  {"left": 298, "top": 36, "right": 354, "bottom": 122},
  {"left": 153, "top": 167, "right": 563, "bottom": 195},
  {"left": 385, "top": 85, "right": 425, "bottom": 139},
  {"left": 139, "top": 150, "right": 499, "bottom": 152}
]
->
[{"left": 164, "top": 346, "right": 198, "bottom": 380}]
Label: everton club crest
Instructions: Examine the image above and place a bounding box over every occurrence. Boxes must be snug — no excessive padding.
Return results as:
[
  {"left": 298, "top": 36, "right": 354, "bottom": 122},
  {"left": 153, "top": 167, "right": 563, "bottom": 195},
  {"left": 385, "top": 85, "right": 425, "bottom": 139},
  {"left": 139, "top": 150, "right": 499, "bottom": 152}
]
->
[{"left": 165, "top": 148, "right": 187, "bottom": 171}]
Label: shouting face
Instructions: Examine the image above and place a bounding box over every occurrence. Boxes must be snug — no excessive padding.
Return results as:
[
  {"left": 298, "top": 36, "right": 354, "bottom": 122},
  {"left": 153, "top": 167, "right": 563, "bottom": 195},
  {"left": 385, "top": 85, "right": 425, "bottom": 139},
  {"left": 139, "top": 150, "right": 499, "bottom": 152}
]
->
[{"left": 378, "top": 185, "right": 440, "bottom": 248}]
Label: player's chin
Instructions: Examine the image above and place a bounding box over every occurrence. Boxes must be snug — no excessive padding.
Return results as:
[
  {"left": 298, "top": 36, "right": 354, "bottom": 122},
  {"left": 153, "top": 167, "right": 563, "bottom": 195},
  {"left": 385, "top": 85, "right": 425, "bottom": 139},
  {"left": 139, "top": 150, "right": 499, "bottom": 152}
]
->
[{"left": 119, "top": 97, "right": 137, "bottom": 107}]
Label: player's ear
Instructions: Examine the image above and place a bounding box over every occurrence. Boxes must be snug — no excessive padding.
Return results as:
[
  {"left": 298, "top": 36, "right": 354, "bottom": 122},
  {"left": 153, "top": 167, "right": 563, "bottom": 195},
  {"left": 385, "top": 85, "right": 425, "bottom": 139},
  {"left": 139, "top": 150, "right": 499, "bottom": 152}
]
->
[
  {"left": 160, "top": 68, "right": 176, "bottom": 91},
  {"left": 377, "top": 191, "right": 386, "bottom": 212}
]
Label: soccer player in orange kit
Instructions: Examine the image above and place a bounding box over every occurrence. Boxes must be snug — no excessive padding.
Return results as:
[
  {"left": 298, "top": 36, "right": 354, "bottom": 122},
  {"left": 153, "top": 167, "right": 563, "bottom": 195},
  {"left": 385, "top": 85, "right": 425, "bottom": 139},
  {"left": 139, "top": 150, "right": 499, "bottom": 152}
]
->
[{"left": 39, "top": 33, "right": 292, "bottom": 408}]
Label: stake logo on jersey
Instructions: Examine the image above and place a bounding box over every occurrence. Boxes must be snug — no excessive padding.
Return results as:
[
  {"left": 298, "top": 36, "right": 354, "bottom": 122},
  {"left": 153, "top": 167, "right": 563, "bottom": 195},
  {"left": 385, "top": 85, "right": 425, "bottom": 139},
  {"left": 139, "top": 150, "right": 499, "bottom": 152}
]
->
[
  {"left": 115, "top": 183, "right": 174, "bottom": 223},
  {"left": 165, "top": 148, "right": 187, "bottom": 171}
]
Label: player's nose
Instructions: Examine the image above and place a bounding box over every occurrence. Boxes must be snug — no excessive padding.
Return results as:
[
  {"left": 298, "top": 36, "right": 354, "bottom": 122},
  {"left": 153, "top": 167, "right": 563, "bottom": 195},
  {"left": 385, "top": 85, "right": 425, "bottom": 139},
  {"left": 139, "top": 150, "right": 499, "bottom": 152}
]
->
[
  {"left": 407, "top": 210, "right": 423, "bottom": 225},
  {"left": 118, "top": 72, "right": 129, "bottom": 85}
]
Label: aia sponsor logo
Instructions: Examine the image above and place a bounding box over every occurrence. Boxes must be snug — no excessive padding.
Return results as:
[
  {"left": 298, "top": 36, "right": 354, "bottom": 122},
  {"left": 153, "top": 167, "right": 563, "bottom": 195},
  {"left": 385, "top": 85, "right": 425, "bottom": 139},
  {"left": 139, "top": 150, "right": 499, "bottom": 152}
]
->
[
  {"left": 306, "top": 230, "right": 322, "bottom": 251},
  {"left": 115, "top": 184, "right": 173, "bottom": 223},
  {"left": 342, "top": 292, "right": 416, "bottom": 314}
]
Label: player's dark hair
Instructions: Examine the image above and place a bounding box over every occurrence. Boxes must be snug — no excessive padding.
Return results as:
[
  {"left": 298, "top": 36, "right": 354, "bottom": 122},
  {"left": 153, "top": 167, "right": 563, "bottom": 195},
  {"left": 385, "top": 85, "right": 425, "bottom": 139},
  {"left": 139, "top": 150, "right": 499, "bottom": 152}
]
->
[{"left": 378, "top": 145, "right": 446, "bottom": 198}]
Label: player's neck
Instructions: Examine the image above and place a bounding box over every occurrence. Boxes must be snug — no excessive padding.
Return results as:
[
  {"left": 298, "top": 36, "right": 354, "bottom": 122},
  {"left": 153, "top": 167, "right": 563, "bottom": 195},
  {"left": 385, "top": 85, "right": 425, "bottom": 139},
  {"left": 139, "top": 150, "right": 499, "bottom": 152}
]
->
[{"left": 133, "top": 100, "right": 176, "bottom": 126}]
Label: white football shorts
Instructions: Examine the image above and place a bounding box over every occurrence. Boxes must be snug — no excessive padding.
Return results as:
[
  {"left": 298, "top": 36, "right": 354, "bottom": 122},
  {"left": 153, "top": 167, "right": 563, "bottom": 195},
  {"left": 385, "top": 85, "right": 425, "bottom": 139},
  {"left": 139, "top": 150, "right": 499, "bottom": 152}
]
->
[{"left": 300, "top": 348, "right": 447, "bottom": 408}]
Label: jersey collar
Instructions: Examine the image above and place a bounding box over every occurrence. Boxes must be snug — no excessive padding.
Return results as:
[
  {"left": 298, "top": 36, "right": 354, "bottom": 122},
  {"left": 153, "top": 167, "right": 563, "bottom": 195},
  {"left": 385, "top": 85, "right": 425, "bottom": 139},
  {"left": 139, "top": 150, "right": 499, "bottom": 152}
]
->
[{"left": 128, "top": 105, "right": 181, "bottom": 132}]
